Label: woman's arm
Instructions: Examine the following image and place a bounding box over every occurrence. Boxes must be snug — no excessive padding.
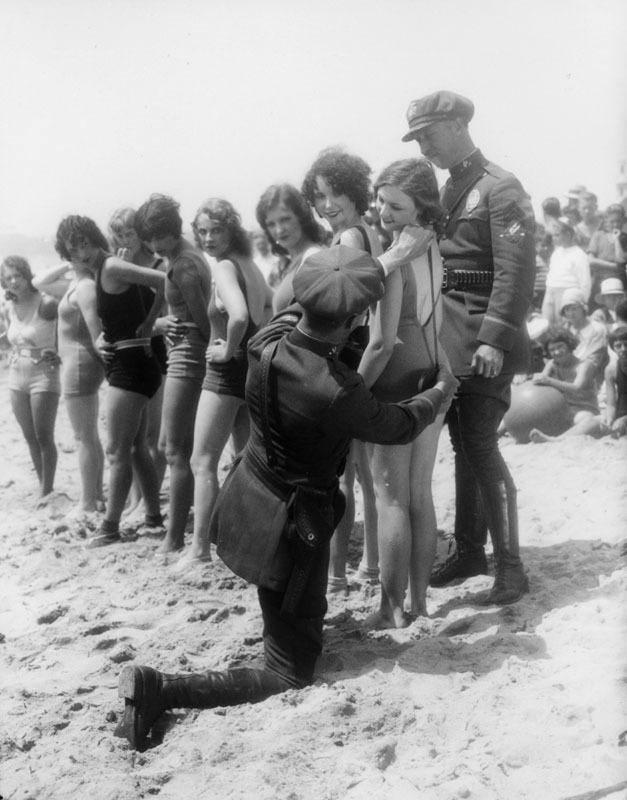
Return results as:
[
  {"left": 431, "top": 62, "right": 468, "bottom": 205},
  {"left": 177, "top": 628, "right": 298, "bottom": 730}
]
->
[
  {"left": 32, "top": 263, "right": 73, "bottom": 300},
  {"left": 358, "top": 269, "right": 402, "bottom": 388},
  {"left": 102, "top": 256, "right": 166, "bottom": 290},
  {"left": 535, "top": 359, "right": 596, "bottom": 400},
  {"left": 74, "top": 279, "right": 103, "bottom": 350},
  {"left": 603, "top": 361, "right": 617, "bottom": 426},
  {"left": 170, "top": 257, "right": 211, "bottom": 340},
  {"left": 207, "top": 259, "right": 248, "bottom": 363}
]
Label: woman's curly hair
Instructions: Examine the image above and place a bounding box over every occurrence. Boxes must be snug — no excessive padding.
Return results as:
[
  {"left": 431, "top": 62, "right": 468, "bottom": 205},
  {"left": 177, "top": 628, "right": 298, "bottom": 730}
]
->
[
  {"left": 0, "top": 255, "right": 36, "bottom": 293},
  {"left": 543, "top": 325, "right": 579, "bottom": 357},
  {"left": 301, "top": 147, "right": 372, "bottom": 216},
  {"left": 374, "top": 158, "right": 446, "bottom": 235},
  {"left": 192, "top": 198, "right": 251, "bottom": 257},
  {"left": 55, "top": 216, "right": 110, "bottom": 260},
  {"left": 255, "top": 183, "right": 326, "bottom": 256}
]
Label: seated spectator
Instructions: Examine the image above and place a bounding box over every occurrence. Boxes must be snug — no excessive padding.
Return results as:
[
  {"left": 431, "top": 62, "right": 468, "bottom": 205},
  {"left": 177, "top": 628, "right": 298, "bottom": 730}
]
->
[
  {"left": 529, "top": 327, "right": 603, "bottom": 442},
  {"left": 576, "top": 191, "right": 601, "bottom": 249},
  {"left": 542, "top": 219, "right": 591, "bottom": 324},
  {"left": 587, "top": 204, "right": 627, "bottom": 308},
  {"left": 591, "top": 278, "right": 626, "bottom": 326},
  {"left": 604, "top": 325, "right": 627, "bottom": 438},
  {"left": 559, "top": 288, "right": 608, "bottom": 381}
]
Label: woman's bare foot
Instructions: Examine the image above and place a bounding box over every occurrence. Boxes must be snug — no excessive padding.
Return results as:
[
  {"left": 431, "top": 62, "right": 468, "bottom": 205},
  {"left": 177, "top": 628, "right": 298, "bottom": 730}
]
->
[
  {"left": 364, "top": 605, "right": 409, "bottom": 630},
  {"left": 173, "top": 543, "right": 212, "bottom": 571}
]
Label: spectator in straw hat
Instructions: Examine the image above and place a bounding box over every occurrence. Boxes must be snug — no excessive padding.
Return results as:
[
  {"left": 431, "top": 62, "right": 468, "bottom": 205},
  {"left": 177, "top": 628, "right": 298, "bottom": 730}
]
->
[{"left": 591, "top": 277, "right": 625, "bottom": 325}]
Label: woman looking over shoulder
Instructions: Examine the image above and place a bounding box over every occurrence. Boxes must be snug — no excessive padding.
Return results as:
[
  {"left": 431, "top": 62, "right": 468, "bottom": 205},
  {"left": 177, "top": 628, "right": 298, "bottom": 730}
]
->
[
  {"left": 1, "top": 256, "right": 60, "bottom": 499},
  {"left": 134, "top": 194, "right": 212, "bottom": 555},
  {"left": 184, "top": 198, "right": 273, "bottom": 564},
  {"left": 255, "top": 183, "right": 325, "bottom": 313},
  {"left": 56, "top": 215, "right": 165, "bottom": 547},
  {"left": 359, "top": 158, "right": 450, "bottom": 627},
  {"left": 34, "top": 253, "right": 105, "bottom": 514},
  {"left": 301, "top": 147, "right": 382, "bottom": 590}
]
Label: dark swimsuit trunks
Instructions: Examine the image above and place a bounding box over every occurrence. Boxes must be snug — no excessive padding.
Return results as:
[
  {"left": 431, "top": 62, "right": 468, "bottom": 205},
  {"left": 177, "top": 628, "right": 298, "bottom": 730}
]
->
[{"left": 95, "top": 251, "right": 162, "bottom": 399}]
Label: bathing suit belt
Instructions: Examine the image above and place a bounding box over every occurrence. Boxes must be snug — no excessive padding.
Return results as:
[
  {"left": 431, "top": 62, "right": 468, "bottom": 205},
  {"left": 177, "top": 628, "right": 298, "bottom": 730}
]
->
[
  {"left": 112, "top": 338, "right": 153, "bottom": 352},
  {"left": 11, "top": 346, "right": 56, "bottom": 364}
]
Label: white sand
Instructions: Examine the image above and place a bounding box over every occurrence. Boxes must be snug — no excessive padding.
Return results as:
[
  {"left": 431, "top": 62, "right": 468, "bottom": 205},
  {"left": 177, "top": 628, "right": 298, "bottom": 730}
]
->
[{"left": 0, "top": 367, "right": 626, "bottom": 800}]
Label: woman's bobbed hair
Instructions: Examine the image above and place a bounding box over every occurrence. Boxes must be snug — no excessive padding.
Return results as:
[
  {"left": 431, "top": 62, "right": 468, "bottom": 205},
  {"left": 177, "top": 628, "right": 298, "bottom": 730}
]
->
[
  {"left": 192, "top": 198, "right": 251, "bottom": 257},
  {"left": 134, "top": 194, "right": 183, "bottom": 241},
  {"left": 55, "top": 215, "right": 110, "bottom": 260},
  {"left": 255, "top": 183, "right": 326, "bottom": 255},
  {"left": 301, "top": 147, "right": 372, "bottom": 216},
  {"left": 0, "top": 255, "right": 36, "bottom": 292},
  {"left": 374, "top": 158, "right": 446, "bottom": 235}
]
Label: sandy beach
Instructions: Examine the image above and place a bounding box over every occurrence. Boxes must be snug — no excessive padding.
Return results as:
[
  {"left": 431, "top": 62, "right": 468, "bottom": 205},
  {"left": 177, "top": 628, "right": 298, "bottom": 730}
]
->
[{"left": 0, "top": 363, "right": 626, "bottom": 800}]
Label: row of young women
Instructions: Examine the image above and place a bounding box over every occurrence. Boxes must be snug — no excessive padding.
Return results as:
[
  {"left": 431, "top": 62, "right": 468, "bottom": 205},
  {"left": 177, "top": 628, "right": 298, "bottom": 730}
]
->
[{"left": 1, "top": 146, "right": 449, "bottom": 627}]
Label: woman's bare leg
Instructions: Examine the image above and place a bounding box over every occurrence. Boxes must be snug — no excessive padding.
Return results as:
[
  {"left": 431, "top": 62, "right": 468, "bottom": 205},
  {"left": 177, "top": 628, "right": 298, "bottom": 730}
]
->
[
  {"left": 65, "top": 393, "right": 104, "bottom": 511},
  {"left": 187, "top": 391, "right": 243, "bottom": 562},
  {"left": 10, "top": 390, "right": 43, "bottom": 484},
  {"left": 407, "top": 415, "right": 444, "bottom": 617},
  {"left": 160, "top": 377, "right": 202, "bottom": 552},
  {"left": 355, "top": 441, "right": 379, "bottom": 579},
  {"left": 30, "top": 392, "right": 59, "bottom": 496},
  {"left": 103, "top": 387, "right": 149, "bottom": 525},
  {"left": 131, "top": 409, "right": 161, "bottom": 520},
  {"left": 329, "top": 457, "right": 355, "bottom": 588},
  {"left": 372, "top": 442, "right": 412, "bottom": 628}
]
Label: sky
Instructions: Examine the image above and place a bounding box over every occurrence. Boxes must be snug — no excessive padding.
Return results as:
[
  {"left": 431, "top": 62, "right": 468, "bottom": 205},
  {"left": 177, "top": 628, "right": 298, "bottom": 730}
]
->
[{"left": 0, "top": 0, "right": 625, "bottom": 244}]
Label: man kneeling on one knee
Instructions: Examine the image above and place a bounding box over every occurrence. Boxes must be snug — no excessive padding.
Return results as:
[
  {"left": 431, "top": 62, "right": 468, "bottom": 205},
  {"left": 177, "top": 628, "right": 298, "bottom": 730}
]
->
[{"left": 116, "top": 245, "right": 458, "bottom": 751}]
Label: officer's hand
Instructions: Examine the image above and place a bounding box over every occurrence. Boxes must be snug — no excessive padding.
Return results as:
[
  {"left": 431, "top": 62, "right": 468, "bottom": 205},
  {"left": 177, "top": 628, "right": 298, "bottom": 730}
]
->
[
  {"left": 435, "top": 364, "right": 459, "bottom": 400},
  {"left": 471, "top": 344, "right": 504, "bottom": 378},
  {"left": 377, "top": 225, "right": 433, "bottom": 276}
]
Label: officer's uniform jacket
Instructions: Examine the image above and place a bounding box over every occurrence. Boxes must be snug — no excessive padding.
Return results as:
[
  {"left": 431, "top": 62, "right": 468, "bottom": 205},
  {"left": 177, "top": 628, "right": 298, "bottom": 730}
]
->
[
  {"left": 245, "top": 305, "right": 445, "bottom": 491},
  {"left": 439, "top": 150, "right": 536, "bottom": 376}
]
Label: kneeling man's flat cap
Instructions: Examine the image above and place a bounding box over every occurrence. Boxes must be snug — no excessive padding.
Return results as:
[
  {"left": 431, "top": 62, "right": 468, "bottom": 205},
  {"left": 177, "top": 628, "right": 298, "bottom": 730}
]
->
[
  {"left": 293, "top": 246, "right": 385, "bottom": 320},
  {"left": 402, "top": 91, "right": 474, "bottom": 142}
]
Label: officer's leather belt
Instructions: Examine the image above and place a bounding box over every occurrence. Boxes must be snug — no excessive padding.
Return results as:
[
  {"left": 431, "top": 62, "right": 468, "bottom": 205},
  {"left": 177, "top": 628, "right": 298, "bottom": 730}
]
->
[{"left": 443, "top": 267, "right": 494, "bottom": 291}]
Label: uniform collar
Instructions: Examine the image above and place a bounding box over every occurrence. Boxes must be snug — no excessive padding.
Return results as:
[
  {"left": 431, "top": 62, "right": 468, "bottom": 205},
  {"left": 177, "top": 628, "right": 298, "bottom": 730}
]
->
[
  {"left": 289, "top": 326, "right": 342, "bottom": 359},
  {"left": 449, "top": 149, "right": 486, "bottom": 181}
]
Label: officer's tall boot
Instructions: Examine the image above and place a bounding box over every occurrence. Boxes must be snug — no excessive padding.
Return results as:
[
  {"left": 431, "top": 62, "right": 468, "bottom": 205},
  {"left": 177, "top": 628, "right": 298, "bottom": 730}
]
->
[
  {"left": 430, "top": 471, "right": 489, "bottom": 587},
  {"left": 480, "top": 480, "right": 529, "bottom": 604},
  {"left": 116, "top": 665, "right": 287, "bottom": 751}
]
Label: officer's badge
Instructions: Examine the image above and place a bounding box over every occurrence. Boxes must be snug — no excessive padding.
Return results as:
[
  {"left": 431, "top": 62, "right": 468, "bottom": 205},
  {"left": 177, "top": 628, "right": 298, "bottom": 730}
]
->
[{"left": 466, "top": 189, "right": 480, "bottom": 213}]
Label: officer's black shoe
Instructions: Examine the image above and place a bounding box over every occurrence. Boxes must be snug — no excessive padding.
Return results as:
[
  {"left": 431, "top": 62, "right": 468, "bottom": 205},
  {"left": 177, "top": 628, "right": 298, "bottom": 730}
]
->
[
  {"left": 483, "top": 564, "right": 529, "bottom": 605},
  {"left": 116, "top": 665, "right": 165, "bottom": 752},
  {"left": 429, "top": 548, "right": 488, "bottom": 587}
]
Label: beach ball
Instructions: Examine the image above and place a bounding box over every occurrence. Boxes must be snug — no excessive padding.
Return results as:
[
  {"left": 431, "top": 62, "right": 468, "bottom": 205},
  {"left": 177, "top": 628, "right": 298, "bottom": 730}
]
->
[{"left": 503, "top": 384, "right": 571, "bottom": 443}]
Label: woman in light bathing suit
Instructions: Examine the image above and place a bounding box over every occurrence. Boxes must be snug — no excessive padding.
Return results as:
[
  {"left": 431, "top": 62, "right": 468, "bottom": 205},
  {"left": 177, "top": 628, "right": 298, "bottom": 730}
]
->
[
  {"left": 55, "top": 215, "right": 165, "bottom": 547},
  {"left": 1, "top": 256, "right": 60, "bottom": 498},
  {"left": 34, "top": 254, "right": 105, "bottom": 513},
  {"left": 359, "top": 158, "right": 449, "bottom": 627}
]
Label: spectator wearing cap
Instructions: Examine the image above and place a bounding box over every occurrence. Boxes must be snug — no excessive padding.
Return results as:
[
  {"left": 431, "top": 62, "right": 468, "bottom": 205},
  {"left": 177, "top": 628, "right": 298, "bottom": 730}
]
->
[
  {"left": 563, "top": 185, "right": 586, "bottom": 217},
  {"left": 542, "top": 217, "right": 591, "bottom": 325},
  {"left": 400, "top": 89, "right": 535, "bottom": 605},
  {"left": 541, "top": 197, "right": 561, "bottom": 238},
  {"left": 587, "top": 204, "right": 627, "bottom": 304},
  {"left": 559, "top": 287, "right": 608, "bottom": 381},
  {"left": 114, "top": 245, "right": 457, "bottom": 752},
  {"left": 576, "top": 191, "right": 601, "bottom": 249}
]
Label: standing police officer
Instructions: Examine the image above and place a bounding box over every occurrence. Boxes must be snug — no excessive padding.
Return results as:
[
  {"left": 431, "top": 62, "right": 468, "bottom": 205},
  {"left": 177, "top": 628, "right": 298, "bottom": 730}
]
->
[{"left": 401, "top": 90, "right": 536, "bottom": 604}]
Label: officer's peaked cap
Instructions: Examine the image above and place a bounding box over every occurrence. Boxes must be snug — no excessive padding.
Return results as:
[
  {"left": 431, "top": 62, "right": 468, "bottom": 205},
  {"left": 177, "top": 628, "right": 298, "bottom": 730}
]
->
[
  {"left": 402, "top": 91, "right": 474, "bottom": 142},
  {"left": 293, "top": 246, "right": 385, "bottom": 321}
]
